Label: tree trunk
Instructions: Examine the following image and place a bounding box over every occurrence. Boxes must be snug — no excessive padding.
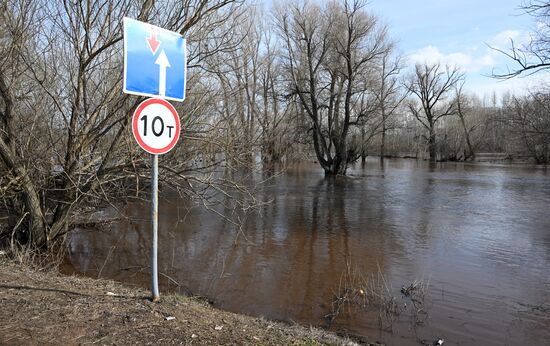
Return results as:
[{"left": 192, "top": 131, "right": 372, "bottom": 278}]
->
[
  {"left": 361, "top": 127, "right": 367, "bottom": 163},
  {"left": 324, "top": 141, "right": 347, "bottom": 175},
  {"left": 0, "top": 138, "right": 46, "bottom": 246},
  {"left": 18, "top": 170, "right": 47, "bottom": 246},
  {"left": 428, "top": 127, "right": 437, "bottom": 162},
  {"left": 380, "top": 108, "right": 386, "bottom": 159},
  {"left": 324, "top": 161, "right": 347, "bottom": 175},
  {"left": 460, "top": 116, "right": 475, "bottom": 160},
  {"left": 48, "top": 202, "right": 72, "bottom": 243},
  {"left": 457, "top": 96, "right": 475, "bottom": 161},
  {"left": 380, "top": 125, "right": 386, "bottom": 159}
]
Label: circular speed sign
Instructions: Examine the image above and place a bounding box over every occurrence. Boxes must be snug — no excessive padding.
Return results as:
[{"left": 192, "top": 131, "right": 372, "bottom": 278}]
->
[{"left": 132, "top": 98, "right": 181, "bottom": 154}]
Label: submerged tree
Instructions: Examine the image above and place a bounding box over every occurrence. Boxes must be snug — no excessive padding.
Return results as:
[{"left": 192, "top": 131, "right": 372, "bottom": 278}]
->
[
  {"left": 275, "top": 0, "right": 392, "bottom": 175},
  {"left": 504, "top": 90, "right": 550, "bottom": 163},
  {"left": 454, "top": 81, "right": 476, "bottom": 160},
  {"left": 374, "top": 52, "right": 405, "bottom": 160},
  {"left": 404, "top": 63, "right": 464, "bottom": 162}
]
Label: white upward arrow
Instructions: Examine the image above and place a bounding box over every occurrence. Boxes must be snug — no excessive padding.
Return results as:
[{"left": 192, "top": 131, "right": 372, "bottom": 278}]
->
[{"left": 155, "top": 49, "right": 170, "bottom": 97}]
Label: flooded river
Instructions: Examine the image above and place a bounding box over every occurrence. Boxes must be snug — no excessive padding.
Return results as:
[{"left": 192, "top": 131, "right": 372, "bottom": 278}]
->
[{"left": 65, "top": 159, "right": 550, "bottom": 345}]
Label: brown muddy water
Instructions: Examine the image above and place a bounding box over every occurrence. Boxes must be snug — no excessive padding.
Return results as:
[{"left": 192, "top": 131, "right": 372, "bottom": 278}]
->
[{"left": 64, "top": 159, "right": 550, "bottom": 345}]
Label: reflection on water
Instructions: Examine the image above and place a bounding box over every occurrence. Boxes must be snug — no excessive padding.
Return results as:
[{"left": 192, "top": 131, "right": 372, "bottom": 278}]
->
[{"left": 65, "top": 159, "right": 550, "bottom": 345}]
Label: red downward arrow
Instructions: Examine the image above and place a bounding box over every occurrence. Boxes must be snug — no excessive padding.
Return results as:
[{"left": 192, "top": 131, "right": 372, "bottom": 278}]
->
[{"left": 146, "top": 27, "right": 160, "bottom": 55}]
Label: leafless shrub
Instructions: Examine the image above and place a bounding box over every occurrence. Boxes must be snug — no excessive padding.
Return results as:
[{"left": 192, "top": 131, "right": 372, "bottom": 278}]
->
[
  {"left": 6, "top": 237, "right": 67, "bottom": 271},
  {"left": 325, "top": 262, "right": 430, "bottom": 332}
]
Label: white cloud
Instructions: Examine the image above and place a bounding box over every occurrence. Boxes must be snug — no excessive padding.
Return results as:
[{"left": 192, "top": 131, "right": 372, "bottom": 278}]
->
[
  {"left": 408, "top": 29, "right": 532, "bottom": 73},
  {"left": 491, "top": 30, "right": 521, "bottom": 47},
  {"left": 405, "top": 29, "right": 546, "bottom": 99},
  {"left": 535, "top": 21, "right": 548, "bottom": 30},
  {"left": 489, "top": 29, "right": 531, "bottom": 50},
  {"left": 408, "top": 45, "right": 494, "bottom": 72}
]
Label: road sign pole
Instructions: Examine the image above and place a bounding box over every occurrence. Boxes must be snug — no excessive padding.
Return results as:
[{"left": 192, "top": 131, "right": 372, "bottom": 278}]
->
[
  {"left": 151, "top": 153, "right": 160, "bottom": 302},
  {"left": 124, "top": 17, "right": 185, "bottom": 303}
]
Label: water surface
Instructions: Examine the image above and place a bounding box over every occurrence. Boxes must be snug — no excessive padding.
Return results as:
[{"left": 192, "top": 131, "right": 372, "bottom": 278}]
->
[{"left": 65, "top": 159, "right": 550, "bottom": 345}]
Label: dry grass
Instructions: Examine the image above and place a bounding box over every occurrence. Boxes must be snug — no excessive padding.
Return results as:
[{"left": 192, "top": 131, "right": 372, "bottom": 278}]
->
[
  {"left": 5, "top": 240, "right": 67, "bottom": 272},
  {"left": 325, "top": 262, "right": 430, "bottom": 332},
  {"left": 0, "top": 257, "right": 372, "bottom": 346}
]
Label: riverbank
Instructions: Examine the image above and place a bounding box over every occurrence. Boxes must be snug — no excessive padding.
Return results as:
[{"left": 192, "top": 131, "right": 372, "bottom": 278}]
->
[{"left": 0, "top": 257, "right": 371, "bottom": 345}]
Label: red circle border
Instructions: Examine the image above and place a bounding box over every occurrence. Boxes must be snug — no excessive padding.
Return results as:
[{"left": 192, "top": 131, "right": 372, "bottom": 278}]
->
[{"left": 132, "top": 98, "right": 181, "bottom": 155}]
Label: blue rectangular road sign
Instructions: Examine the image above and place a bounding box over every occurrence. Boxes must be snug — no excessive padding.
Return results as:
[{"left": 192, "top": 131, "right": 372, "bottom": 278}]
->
[{"left": 123, "top": 18, "right": 186, "bottom": 102}]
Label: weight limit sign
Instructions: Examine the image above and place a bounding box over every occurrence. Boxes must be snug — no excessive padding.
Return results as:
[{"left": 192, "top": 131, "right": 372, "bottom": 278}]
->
[{"left": 132, "top": 98, "right": 181, "bottom": 155}]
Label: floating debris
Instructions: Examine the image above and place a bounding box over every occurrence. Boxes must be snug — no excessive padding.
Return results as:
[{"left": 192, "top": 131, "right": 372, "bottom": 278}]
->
[
  {"left": 421, "top": 338, "right": 444, "bottom": 346},
  {"left": 401, "top": 283, "right": 417, "bottom": 297}
]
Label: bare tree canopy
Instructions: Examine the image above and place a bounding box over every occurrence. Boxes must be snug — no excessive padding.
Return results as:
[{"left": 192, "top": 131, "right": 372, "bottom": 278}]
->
[
  {"left": 274, "top": 0, "right": 393, "bottom": 175},
  {"left": 405, "top": 63, "right": 464, "bottom": 161},
  {"left": 0, "top": 0, "right": 251, "bottom": 248},
  {"left": 503, "top": 90, "right": 550, "bottom": 162}
]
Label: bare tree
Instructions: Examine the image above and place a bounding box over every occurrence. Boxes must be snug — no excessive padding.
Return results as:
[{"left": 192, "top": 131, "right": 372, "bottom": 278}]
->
[
  {"left": 0, "top": 0, "right": 250, "bottom": 248},
  {"left": 257, "top": 22, "right": 295, "bottom": 164},
  {"left": 504, "top": 90, "right": 550, "bottom": 163},
  {"left": 455, "top": 82, "right": 476, "bottom": 160},
  {"left": 275, "top": 0, "right": 391, "bottom": 175},
  {"left": 405, "top": 63, "right": 464, "bottom": 161},
  {"left": 374, "top": 52, "right": 405, "bottom": 160},
  {"left": 0, "top": 0, "right": 46, "bottom": 244}
]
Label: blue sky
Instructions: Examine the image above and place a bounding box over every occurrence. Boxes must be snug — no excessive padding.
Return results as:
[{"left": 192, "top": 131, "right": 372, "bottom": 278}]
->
[{"left": 368, "top": 0, "right": 546, "bottom": 99}]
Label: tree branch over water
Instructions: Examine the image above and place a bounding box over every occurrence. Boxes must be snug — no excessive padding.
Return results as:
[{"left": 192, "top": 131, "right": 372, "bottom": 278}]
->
[{"left": 490, "top": 0, "right": 550, "bottom": 79}]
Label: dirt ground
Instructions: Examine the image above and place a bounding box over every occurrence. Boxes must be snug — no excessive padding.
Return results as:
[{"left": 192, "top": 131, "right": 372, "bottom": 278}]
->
[{"left": 0, "top": 257, "right": 375, "bottom": 345}]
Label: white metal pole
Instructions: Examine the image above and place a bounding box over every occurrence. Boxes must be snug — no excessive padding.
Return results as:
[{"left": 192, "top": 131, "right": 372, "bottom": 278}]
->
[{"left": 151, "top": 154, "right": 160, "bottom": 302}]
